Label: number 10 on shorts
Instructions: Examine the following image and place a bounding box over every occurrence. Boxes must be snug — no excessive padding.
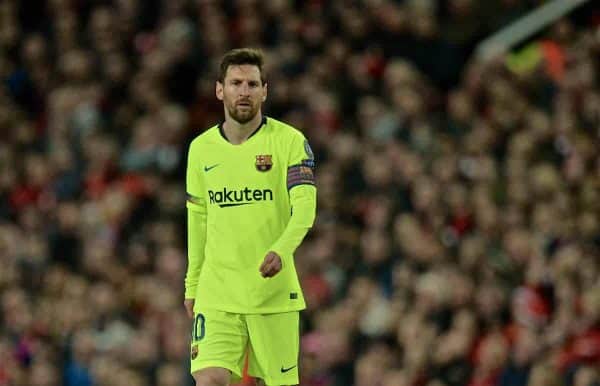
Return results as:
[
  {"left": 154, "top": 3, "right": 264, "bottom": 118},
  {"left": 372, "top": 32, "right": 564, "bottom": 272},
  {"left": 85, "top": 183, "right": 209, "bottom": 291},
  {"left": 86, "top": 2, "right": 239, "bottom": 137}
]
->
[{"left": 192, "top": 313, "right": 205, "bottom": 342}]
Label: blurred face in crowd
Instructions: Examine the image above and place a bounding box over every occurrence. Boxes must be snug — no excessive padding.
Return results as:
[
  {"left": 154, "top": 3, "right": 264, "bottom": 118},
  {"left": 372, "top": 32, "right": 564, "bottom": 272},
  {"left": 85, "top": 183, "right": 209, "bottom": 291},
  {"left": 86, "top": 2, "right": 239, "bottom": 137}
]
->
[
  {"left": 29, "top": 360, "right": 60, "bottom": 386},
  {"left": 573, "top": 366, "right": 598, "bottom": 386},
  {"left": 216, "top": 64, "right": 267, "bottom": 124},
  {"left": 528, "top": 363, "right": 562, "bottom": 386},
  {"left": 382, "top": 370, "right": 409, "bottom": 386},
  {"left": 157, "top": 363, "right": 184, "bottom": 386}
]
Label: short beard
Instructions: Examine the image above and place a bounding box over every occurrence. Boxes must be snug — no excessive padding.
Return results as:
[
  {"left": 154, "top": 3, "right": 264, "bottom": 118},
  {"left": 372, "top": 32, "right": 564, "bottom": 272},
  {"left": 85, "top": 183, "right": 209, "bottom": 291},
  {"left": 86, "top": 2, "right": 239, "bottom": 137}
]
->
[{"left": 227, "top": 104, "right": 258, "bottom": 124}]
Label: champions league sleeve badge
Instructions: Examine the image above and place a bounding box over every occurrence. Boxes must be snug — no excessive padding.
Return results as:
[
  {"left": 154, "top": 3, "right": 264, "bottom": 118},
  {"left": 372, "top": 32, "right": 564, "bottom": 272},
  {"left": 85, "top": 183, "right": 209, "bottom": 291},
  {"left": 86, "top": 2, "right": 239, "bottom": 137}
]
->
[{"left": 304, "top": 139, "right": 314, "bottom": 160}]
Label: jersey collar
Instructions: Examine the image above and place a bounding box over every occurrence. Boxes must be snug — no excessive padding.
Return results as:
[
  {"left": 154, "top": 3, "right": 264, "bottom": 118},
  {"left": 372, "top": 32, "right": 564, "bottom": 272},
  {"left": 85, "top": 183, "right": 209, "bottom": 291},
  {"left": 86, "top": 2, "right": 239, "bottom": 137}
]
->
[{"left": 218, "top": 115, "right": 267, "bottom": 144}]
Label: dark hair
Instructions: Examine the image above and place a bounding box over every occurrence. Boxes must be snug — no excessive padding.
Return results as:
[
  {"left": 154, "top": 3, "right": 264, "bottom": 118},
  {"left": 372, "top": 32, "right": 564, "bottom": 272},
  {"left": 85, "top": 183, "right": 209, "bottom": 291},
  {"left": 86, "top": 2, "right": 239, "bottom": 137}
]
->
[{"left": 218, "top": 48, "right": 266, "bottom": 84}]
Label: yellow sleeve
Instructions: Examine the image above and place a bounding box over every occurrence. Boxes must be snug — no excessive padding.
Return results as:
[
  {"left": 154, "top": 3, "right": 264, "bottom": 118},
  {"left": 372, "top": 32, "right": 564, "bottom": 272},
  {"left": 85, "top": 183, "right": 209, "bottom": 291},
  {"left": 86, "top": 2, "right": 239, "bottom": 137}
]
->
[
  {"left": 185, "top": 140, "right": 207, "bottom": 299},
  {"left": 270, "top": 133, "right": 317, "bottom": 258}
]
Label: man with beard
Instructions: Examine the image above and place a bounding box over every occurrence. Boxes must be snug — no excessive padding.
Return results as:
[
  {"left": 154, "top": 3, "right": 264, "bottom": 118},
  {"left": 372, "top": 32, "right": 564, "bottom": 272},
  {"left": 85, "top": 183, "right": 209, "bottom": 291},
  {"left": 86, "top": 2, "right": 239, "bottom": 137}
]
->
[{"left": 184, "top": 48, "right": 317, "bottom": 386}]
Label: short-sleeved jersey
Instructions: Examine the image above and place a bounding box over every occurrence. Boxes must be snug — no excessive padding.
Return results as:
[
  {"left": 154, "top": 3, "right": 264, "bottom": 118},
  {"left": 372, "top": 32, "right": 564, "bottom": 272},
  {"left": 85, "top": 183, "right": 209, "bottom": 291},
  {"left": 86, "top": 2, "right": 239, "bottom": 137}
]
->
[{"left": 186, "top": 116, "right": 316, "bottom": 314}]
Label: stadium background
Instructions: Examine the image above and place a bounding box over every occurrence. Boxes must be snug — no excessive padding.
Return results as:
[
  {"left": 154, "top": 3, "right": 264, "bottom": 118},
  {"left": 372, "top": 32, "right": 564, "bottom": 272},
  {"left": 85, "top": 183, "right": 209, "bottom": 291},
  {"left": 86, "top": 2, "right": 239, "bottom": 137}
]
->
[{"left": 1, "top": 0, "right": 599, "bottom": 385}]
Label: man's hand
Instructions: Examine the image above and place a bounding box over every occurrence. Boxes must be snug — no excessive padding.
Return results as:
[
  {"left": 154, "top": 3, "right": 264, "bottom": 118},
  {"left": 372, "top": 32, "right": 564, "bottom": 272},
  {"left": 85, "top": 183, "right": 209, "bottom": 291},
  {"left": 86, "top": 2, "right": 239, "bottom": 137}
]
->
[
  {"left": 184, "top": 298, "right": 195, "bottom": 319},
  {"left": 259, "top": 251, "right": 282, "bottom": 278}
]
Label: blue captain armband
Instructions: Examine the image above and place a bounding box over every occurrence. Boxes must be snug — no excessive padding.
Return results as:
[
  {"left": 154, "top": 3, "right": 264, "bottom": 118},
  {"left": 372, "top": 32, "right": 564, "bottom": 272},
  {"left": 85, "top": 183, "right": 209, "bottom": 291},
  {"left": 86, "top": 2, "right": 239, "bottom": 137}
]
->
[{"left": 287, "top": 159, "right": 315, "bottom": 190}]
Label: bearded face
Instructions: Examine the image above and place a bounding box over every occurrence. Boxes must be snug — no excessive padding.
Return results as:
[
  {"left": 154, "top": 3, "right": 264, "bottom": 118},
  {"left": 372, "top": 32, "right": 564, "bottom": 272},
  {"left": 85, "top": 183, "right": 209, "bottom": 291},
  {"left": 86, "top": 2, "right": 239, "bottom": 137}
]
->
[{"left": 216, "top": 64, "right": 267, "bottom": 124}]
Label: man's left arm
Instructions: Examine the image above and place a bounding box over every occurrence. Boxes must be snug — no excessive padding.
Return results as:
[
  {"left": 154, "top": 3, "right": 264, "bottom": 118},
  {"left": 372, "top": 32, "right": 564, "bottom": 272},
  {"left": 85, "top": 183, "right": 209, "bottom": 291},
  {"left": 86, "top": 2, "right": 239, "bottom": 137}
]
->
[{"left": 263, "top": 134, "right": 316, "bottom": 275}]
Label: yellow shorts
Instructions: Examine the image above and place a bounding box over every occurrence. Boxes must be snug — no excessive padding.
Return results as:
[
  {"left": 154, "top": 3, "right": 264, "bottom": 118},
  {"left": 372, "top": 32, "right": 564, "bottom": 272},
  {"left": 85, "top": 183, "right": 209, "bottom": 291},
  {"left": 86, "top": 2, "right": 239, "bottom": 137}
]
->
[{"left": 190, "top": 308, "right": 300, "bottom": 385}]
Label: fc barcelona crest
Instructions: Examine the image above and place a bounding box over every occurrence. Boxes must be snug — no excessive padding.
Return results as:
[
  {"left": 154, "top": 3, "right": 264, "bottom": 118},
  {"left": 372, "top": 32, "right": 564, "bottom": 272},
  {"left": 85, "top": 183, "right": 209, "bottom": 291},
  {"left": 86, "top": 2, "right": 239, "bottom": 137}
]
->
[
  {"left": 255, "top": 155, "right": 273, "bottom": 172},
  {"left": 191, "top": 345, "right": 198, "bottom": 360}
]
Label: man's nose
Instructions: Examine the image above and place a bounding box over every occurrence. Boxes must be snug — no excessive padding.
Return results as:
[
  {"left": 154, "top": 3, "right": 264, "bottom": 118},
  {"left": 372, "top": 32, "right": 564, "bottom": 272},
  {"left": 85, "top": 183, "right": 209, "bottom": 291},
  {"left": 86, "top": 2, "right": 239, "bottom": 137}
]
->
[{"left": 239, "top": 83, "right": 250, "bottom": 95}]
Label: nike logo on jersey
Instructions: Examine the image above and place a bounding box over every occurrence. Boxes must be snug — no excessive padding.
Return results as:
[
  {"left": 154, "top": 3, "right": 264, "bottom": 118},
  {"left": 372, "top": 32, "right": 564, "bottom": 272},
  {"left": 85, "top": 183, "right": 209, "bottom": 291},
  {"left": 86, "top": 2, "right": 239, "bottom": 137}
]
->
[
  {"left": 281, "top": 365, "right": 297, "bottom": 373},
  {"left": 204, "top": 164, "right": 219, "bottom": 172}
]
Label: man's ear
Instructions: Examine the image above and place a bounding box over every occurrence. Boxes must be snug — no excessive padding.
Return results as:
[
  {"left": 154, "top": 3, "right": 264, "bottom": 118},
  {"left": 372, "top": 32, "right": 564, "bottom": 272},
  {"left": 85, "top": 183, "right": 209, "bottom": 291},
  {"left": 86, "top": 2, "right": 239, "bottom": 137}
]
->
[
  {"left": 262, "top": 82, "right": 267, "bottom": 102},
  {"left": 216, "top": 81, "right": 223, "bottom": 101}
]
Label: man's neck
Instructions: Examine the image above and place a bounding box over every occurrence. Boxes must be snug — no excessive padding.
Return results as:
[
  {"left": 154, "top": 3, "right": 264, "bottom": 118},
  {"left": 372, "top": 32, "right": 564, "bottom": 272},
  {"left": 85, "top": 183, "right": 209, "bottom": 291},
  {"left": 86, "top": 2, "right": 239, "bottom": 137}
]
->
[{"left": 223, "top": 113, "right": 263, "bottom": 145}]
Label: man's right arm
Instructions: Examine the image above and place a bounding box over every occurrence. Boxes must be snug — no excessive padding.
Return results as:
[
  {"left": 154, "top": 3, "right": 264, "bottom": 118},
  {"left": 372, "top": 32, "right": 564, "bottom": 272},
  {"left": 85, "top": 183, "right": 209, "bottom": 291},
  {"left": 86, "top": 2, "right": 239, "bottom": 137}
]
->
[{"left": 184, "top": 141, "right": 207, "bottom": 315}]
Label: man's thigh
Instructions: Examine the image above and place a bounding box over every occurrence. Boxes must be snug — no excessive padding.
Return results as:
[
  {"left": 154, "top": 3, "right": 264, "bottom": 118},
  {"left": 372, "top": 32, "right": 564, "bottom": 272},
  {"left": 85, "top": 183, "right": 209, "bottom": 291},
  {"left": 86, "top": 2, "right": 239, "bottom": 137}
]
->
[
  {"left": 190, "top": 308, "right": 248, "bottom": 383},
  {"left": 245, "top": 311, "right": 300, "bottom": 386}
]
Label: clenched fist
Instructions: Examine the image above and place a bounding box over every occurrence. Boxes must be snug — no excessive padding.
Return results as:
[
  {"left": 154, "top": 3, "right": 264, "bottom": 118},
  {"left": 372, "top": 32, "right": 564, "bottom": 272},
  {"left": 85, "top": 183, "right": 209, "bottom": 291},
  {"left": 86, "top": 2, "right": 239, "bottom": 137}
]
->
[{"left": 259, "top": 251, "right": 282, "bottom": 278}]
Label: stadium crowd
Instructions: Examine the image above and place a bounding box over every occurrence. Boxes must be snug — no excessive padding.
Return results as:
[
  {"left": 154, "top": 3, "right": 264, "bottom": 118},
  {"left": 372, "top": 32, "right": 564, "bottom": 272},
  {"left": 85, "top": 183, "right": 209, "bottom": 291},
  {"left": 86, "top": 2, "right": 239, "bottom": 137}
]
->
[{"left": 1, "top": 0, "right": 599, "bottom": 385}]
